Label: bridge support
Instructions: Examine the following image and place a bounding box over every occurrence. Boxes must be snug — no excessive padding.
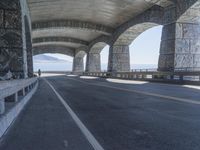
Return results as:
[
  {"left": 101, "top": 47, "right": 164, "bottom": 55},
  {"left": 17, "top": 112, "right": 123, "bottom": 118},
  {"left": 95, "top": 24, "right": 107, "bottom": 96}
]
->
[
  {"left": 73, "top": 56, "right": 84, "bottom": 72},
  {"left": 0, "top": 99, "right": 5, "bottom": 114},
  {"left": 158, "top": 22, "right": 200, "bottom": 71},
  {"left": 108, "top": 45, "right": 130, "bottom": 72},
  {"left": 86, "top": 53, "right": 101, "bottom": 72},
  {"left": 0, "top": 0, "right": 32, "bottom": 78}
]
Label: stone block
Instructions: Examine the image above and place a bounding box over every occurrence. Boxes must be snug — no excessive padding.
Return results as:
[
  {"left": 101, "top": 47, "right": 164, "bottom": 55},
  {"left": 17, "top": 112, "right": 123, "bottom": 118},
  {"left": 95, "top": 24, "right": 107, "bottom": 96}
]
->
[
  {"left": 86, "top": 53, "right": 101, "bottom": 72},
  {"left": 175, "top": 39, "right": 190, "bottom": 53},
  {"left": 176, "top": 23, "right": 200, "bottom": 39},
  {"left": 161, "top": 23, "right": 175, "bottom": 40},
  {"left": 193, "top": 54, "right": 200, "bottom": 67},
  {"left": 163, "top": 5, "right": 176, "bottom": 24},
  {"left": 158, "top": 54, "right": 174, "bottom": 71},
  {"left": 0, "top": 0, "right": 20, "bottom": 10},
  {"left": 160, "top": 40, "right": 175, "bottom": 54},
  {"left": 190, "top": 39, "right": 200, "bottom": 53},
  {"left": 174, "top": 54, "right": 193, "bottom": 68},
  {"left": 5, "top": 10, "right": 21, "bottom": 29},
  {"left": 0, "top": 10, "right": 4, "bottom": 28}
]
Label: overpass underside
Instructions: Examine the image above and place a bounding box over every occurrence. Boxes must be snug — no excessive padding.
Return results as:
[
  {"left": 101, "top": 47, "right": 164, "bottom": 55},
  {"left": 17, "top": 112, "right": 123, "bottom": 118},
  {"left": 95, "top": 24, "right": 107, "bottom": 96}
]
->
[
  {"left": 1, "top": 1, "right": 200, "bottom": 149},
  {"left": 0, "top": 0, "right": 200, "bottom": 77}
]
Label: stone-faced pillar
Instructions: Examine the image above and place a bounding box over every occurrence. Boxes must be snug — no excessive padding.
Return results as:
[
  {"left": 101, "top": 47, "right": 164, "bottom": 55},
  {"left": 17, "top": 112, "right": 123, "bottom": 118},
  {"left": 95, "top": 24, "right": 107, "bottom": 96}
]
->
[
  {"left": 0, "top": 0, "right": 24, "bottom": 78},
  {"left": 0, "top": 0, "right": 31, "bottom": 78},
  {"left": 158, "top": 22, "right": 200, "bottom": 71},
  {"left": 108, "top": 45, "right": 130, "bottom": 72},
  {"left": 86, "top": 53, "right": 101, "bottom": 72},
  {"left": 73, "top": 56, "right": 84, "bottom": 72},
  {"left": 24, "top": 16, "right": 33, "bottom": 77}
]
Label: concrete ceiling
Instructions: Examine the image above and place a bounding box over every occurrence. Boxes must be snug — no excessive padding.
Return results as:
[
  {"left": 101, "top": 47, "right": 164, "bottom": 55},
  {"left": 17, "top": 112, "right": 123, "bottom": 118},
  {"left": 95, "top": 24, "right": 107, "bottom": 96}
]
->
[{"left": 27, "top": 0, "right": 171, "bottom": 54}]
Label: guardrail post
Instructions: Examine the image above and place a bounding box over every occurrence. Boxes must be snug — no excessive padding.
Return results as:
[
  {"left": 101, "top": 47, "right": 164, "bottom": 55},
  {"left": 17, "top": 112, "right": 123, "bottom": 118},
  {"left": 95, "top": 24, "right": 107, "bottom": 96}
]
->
[
  {"left": 0, "top": 99, "right": 5, "bottom": 114},
  {"left": 15, "top": 93, "right": 18, "bottom": 102},
  {"left": 179, "top": 75, "right": 183, "bottom": 81},
  {"left": 18, "top": 88, "right": 26, "bottom": 96},
  {"left": 5, "top": 93, "right": 18, "bottom": 102}
]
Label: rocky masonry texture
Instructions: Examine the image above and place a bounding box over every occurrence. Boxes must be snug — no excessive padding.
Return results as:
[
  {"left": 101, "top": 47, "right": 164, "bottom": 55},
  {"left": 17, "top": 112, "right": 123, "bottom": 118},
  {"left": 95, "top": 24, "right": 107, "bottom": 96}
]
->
[
  {"left": 108, "top": 45, "right": 130, "bottom": 72},
  {"left": 0, "top": 0, "right": 23, "bottom": 78}
]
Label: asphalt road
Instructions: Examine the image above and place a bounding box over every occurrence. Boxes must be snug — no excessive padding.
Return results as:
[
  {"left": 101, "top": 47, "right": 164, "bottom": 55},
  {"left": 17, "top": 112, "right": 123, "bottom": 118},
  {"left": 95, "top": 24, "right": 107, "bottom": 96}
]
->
[{"left": 1, "top": 75, "right": 200, "bottom": 150}]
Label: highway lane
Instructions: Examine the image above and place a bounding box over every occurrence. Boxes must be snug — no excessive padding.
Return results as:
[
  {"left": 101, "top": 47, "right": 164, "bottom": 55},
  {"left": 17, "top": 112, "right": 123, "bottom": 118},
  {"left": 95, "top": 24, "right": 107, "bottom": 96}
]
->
[
  {"left": 47, "top": 75, "right": 200, "bottom": 150},
  {"left": 1, "top": 75, "right": 200, "bottom": 150},
  {"left": 0, "top": 78, "right": 93, "bottom": 150}
]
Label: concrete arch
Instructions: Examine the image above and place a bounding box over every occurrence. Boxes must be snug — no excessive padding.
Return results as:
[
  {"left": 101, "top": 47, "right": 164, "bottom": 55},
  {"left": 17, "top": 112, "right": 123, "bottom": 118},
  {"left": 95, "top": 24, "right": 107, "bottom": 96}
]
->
[
  {"left": 33, "top": 45, "right": 75, "bottom": 57},
  {"left": 88, "top": 35, "right": 111, "bottom": 51},
  {"left": 75, "top": 50, "right": 87, "bottom": 58},
  {"left": 32, "top": 37, "right": 89, "bottom": 48},
  {"left": 32, "top": 20, "right": 114, "bottom": 36},
  {"left": 111, "top": 5, "right": 164, "bottom": 45},
  {"left": 89, "top": 42, "right": 108, "bottom": 54},
  {"left": 114, "top": 22, "right": 160, "bottom": 46}
]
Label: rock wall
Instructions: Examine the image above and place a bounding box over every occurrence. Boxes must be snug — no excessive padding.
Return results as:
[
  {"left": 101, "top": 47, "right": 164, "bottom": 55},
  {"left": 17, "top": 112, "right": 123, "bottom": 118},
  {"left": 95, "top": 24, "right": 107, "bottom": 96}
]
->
[{"left": 0, "top": 0, "right": 24, "bottom": 78}]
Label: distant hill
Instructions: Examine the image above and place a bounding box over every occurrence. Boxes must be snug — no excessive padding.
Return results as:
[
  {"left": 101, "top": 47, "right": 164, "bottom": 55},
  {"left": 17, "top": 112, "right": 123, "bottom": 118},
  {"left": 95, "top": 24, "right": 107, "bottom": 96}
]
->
[{"left": 33, "top": 54, "right": 71, "bottom": 63}]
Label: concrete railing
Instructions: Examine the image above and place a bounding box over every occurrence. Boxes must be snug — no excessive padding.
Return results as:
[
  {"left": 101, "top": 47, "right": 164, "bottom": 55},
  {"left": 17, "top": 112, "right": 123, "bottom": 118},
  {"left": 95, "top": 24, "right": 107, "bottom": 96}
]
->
[
  {"left": 0, "top": 78, "right": 38, "bottom": 114},
  {"left": 82, "top": 70, "right": 200, "bottom": 83},
  {"left": 0, "top": 77, "right": 38, "bottom": 138}
]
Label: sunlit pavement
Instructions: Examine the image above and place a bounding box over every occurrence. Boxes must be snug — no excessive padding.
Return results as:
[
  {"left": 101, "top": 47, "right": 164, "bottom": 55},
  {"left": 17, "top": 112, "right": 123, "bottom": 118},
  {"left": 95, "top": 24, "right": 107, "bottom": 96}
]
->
[{"left": 1, "top": 75, "right": 200, "bottom": 150}]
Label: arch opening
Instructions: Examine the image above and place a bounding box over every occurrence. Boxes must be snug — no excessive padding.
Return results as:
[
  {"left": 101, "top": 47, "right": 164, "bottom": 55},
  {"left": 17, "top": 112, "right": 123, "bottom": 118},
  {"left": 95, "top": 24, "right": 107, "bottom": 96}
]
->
[
  {"left": 129, "top": 25, "right": 163, "bottom": 70},
  {"left": 111, "top": 22, "right": 162, "bottom": 72},
  {"left": 33, "top": 53, "right": 73, "bottom": 72}
]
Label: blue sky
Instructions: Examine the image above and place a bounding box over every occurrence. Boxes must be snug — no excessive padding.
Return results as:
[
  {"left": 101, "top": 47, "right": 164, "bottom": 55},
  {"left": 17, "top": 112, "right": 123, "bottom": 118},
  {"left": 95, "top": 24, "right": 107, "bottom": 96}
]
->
[
  {"left": 33, "top": 25, "right": 163, "bottom": 71},
  {"left": 100, "top": 25, "right": 163, "bottom": 65}
]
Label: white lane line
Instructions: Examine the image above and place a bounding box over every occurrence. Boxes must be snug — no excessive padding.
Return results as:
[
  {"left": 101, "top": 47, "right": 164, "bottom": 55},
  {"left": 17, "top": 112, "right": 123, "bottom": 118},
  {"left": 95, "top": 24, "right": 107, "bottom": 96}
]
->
[
  {"left": 44, "top": 78, "right": 104, "bottom": 150},
  {"left": 66, "top": 77, "right": 200, "bottom": 105}
]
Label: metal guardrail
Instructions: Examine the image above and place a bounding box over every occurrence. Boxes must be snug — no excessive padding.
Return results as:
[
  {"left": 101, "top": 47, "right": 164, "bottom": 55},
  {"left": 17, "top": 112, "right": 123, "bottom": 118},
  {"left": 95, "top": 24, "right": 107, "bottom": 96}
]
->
[
  {"left": 0, "top": 77, "right": 38, "bottom": 114},
  {"left": 82, "top": 69, "right": 200, "bottom": 82}
]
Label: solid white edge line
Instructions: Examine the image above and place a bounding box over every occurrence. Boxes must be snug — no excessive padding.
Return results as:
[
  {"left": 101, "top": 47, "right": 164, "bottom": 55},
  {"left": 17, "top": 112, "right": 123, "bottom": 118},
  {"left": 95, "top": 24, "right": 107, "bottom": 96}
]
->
[{"left": 44, "top": 78, "right": 104, "bottom": 150}]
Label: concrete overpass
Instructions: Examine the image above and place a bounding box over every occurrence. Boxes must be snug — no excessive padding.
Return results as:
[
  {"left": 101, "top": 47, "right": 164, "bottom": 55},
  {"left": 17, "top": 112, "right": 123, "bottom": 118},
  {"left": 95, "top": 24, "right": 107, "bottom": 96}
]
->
[
  {"left": 1, "top": 0, "right": 200, "bottom": 150},
  {"left": 1, "top": 0, "right": 200, "bottom": 76}
]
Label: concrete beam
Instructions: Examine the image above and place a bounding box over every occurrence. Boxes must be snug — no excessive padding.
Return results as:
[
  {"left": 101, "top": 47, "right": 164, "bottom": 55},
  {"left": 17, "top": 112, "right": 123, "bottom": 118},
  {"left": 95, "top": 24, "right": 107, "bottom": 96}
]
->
[
  {"left": 33, "top": 37, "right": 89, "bottom": 46},
  {"left": 33, "top": 45, "right": 75, "bottom": 57},
  {"left": 32, "top": 20, "right": 114, "bottom": 36}
]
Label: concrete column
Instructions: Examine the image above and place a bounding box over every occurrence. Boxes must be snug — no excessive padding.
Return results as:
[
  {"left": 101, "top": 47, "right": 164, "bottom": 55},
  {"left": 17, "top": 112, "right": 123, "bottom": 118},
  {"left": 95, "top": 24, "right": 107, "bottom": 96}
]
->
[
  {"left": 108, "top": 45, "right": 130, "bottom": 72},
  {"left": 0, "top": 99, "right": 5, "bottom": 114},
  {"left": 86, "top": 53, "right": 101, "bottom": 72},
  {"left": 0, "top": 0, "right": 28, "bottom": 79},
  {"left": 24, "top": 16, "right": 33, "bottom": 77},
  {"left": 73, "top": 56, "right": 84, "bottom": 72},
  {"left": 158, "top": 22, "right": 200, "bottom": 71}
]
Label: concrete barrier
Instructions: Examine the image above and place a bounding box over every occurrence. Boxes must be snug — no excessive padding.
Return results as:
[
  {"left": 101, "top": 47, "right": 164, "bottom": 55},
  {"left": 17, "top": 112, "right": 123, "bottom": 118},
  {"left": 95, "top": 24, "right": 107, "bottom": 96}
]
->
[{"left": 0, "top": 78, "right": 38, "bottom": 138}]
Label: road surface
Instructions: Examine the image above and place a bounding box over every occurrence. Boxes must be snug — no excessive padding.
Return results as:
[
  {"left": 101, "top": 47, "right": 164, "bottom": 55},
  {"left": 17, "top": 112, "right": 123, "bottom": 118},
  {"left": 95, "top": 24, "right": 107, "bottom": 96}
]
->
[{"left": 1, "top": 75, "right": 200, "bottom": 150}]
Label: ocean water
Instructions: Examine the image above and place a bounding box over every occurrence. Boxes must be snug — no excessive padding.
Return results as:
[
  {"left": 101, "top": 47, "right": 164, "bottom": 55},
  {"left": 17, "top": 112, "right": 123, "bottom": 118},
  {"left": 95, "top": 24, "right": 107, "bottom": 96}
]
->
[{"left": 33, "top": 62, "right": 157, "bottom": 72}]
